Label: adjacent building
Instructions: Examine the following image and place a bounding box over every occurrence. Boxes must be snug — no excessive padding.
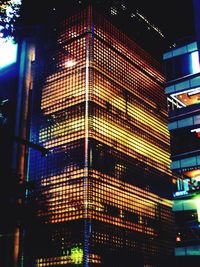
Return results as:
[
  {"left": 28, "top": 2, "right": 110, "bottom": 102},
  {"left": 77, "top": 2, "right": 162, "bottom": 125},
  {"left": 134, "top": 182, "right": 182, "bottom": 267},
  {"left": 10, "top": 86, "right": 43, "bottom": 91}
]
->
[
  {"left": 0, "top": 35, "right": 36, "bottom": 267},
  {"left": 164, "top": 40, "right": 200, "bottom": 264},
  {"left": 0, "top": 37, "right": 19, "bottom": 267},
  {"left": 23, "top": 4, "right": 175, "bottom": 267}
]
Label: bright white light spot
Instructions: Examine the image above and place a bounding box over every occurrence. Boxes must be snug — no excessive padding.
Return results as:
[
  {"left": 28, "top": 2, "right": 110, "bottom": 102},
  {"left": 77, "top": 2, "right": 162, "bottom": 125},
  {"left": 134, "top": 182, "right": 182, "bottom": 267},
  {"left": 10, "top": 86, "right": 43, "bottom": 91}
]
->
[
  {"left": 111, "top": 7, "right": 118, "bottom": 15},
  {"left": 195, "top": 197, "right": 200, "bottom": 222},
  {"left": 194, "top": 176, "right": 200, "bottom": 182},
  {"left": 3, "top": 0, "right": 21, "bottom": 19},
  {"left": 11, "top": 0, "right": 21, "bottom": 4},
  {"left": 191, "top": 128, "right": 200, "bottom": 133},
  {"left": 191, "top": 51, "right": 200, "bottom": 74},
  {"left": 65, "top": 60, "right": 76, "bottom": 68},
  {"left": 0, "top": 38, "right": 17, "bottom": 69}
]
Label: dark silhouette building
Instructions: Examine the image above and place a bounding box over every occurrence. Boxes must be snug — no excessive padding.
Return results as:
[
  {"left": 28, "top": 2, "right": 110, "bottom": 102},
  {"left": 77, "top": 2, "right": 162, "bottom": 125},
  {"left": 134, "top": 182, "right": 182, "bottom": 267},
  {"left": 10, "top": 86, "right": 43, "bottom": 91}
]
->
[
  {"left": 0, "top": 36, "right": 36, "bottom": 267},
  {"left": 0, "top": 39, "right": 19, "bottom": 267}
]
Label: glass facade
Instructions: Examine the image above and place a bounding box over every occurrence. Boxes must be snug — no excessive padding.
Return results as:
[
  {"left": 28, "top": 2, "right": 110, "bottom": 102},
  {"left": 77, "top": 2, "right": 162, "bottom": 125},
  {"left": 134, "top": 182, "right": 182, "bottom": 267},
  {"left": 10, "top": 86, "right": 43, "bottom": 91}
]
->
[
  {"left": 164, "top": 51, "right": 200, "bottom": 81},
  {"left": 170, "top": 127, "right": 200, "bottom": 156},
  {"left": 26, "top": 6, "right": 174, "bottom": 267},
  {"left": 164, "top": 40, "right": 200, "bottom": 262}
]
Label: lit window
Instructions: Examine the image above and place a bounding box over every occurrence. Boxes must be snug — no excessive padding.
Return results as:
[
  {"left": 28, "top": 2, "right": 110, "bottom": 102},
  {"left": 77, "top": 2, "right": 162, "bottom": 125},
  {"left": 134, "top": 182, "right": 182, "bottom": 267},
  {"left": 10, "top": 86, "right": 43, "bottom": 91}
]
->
[{"left": 191, "top": 51, "right": 200, "bottom": 74}]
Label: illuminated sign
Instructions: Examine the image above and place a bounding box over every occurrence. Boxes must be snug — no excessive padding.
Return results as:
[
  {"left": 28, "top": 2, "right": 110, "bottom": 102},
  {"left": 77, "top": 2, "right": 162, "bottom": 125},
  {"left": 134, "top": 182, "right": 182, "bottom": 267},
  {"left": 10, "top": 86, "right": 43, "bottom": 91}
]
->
[
  {"left": 173, "top": 190, "right": 188, "bottom": 197},
  {"left": 0, "top": 38, "right": 17, "bottom": 69}
]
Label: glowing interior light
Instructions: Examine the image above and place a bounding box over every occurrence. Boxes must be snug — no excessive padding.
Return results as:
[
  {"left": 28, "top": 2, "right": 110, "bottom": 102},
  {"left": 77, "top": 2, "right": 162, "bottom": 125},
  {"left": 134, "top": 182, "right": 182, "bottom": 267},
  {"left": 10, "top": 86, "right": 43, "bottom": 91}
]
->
[
  {"left": 191, "top": 51, "right": 200, "bottom": 74},
  {"left": 190, "top": 128, "right": 200, "bottom": 138},
  {"left": 194, "top": 175, "right": 200, "bottom": 182},
  {"left": 191, "top": 128, "right": 200, "bottom": 133},
  {"left": 170, "top": 94, "right": 186, "bottom": 107},
  {"left": 65, "top": 60, "right": 76, "bottom": 68},
  {"left": 195, "top": 197, "right": 200, "bottom": 222},
  {"left": 0, "top": 38, "right": 17, "bottom": 69},
  {"left": 70, "top": 246, "right": 83, "bottom": 265},
  {"left": 188, "top": 87, "right": 200, "bottom": 96}
]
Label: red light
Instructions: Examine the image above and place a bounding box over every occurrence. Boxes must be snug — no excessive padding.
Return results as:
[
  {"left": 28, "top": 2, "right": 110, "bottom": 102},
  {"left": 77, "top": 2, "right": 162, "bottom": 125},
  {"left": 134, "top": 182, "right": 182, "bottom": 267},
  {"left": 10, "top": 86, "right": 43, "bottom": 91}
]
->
[{"left": 197, "top": 132, "right": 200, "bottom": 138}]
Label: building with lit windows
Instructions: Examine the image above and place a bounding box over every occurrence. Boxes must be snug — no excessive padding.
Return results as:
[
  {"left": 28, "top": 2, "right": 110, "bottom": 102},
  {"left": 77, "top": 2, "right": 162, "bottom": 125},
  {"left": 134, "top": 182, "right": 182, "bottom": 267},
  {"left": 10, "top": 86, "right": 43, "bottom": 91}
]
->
[
  {"left": 23, "top": 4, "right": 174, "bottom": 267},
  {"left": 164, "top": 40, "right": 200, "bottom": 264}
]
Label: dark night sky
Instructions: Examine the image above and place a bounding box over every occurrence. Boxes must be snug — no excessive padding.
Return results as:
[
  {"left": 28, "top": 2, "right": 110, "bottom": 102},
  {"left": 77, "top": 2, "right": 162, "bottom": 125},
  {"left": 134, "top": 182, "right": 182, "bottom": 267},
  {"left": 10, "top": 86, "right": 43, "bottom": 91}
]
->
[
  {"left": 19, "top": 0, "right": 196, "bottom": 43},
  {"left": 127, "top": 0, "right": 195, "bottom": 42},
  {"left": 16, "top": 0, "right": 196, "bottom": 59}
]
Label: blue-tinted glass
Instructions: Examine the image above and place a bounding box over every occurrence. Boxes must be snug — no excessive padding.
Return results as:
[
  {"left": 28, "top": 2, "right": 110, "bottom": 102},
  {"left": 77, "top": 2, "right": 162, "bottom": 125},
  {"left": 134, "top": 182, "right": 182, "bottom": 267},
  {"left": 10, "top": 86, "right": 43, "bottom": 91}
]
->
[{"left": 164, "top": 51, "right": 200, "bottom": 81}]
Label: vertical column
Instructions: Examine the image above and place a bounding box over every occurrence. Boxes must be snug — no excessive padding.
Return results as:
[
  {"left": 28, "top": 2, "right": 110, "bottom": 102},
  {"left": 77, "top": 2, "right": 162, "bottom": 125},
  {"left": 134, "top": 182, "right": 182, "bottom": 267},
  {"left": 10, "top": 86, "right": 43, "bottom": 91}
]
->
[
  {"left": 84, "top": 3, "right": 93, "bottom": 267},
  {"left": 12, "top": 40, "right": 35, "bottom": 267}
]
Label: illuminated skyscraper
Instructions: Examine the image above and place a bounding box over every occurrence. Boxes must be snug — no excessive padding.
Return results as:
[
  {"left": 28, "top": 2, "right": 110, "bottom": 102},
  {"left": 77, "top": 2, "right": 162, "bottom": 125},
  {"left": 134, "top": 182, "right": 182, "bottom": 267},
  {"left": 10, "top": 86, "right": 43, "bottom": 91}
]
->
[{"left": 25, "top": 4, "right": 174, "bottom": 267}]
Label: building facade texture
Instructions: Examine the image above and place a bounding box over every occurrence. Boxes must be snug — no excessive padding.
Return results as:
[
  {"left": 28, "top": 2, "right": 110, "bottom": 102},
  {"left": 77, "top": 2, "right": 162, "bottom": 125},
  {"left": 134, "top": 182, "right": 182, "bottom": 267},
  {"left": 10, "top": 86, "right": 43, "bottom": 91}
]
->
[{"left": 25, "top": 5, "right": 174, "bottom": 267}]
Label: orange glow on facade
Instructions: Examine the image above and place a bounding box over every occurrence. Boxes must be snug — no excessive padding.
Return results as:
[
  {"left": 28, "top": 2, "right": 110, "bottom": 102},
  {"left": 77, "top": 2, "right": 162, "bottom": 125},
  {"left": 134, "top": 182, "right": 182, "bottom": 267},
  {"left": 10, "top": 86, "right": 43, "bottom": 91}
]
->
[{"left": 26, "top": 6, "right": 174, "bottom": 267}]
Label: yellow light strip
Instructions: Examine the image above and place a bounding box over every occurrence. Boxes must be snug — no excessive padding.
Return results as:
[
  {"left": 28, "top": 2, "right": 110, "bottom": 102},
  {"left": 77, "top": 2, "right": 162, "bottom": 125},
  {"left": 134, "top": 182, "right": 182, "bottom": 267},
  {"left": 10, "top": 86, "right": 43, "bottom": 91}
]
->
[
  {"left": 36, "top": 254, "right": 101, "bottom": 267},
  {"left": 92, "top": 117, "right": 170, "bottom": 165},
  {"left": 39, "top": 117, "right": 85, "bottom": 142}
]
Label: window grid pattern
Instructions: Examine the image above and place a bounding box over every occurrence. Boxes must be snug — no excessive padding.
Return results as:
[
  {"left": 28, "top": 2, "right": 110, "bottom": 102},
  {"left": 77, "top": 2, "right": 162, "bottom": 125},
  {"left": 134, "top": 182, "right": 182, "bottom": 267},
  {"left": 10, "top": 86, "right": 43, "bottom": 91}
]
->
[
  {"left": 93, "top": 11, "right": 164, "bottom": 84},
  {"left": 27, "top": 7, "right": 174, "bottom": 267}
]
